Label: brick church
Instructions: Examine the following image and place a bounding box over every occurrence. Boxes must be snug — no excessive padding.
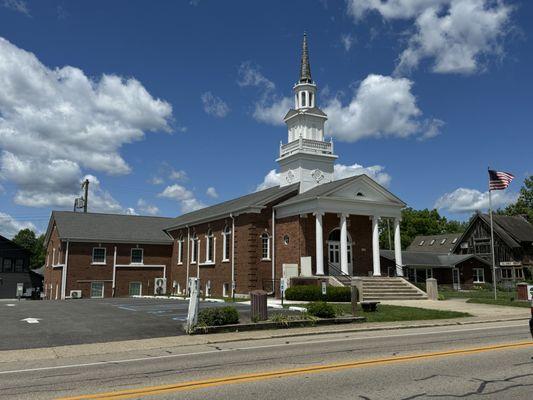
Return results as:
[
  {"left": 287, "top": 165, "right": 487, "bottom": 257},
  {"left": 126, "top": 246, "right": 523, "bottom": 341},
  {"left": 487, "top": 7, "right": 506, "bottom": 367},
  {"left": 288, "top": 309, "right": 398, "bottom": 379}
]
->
[{"left": 43, "top": 35, "right": 405, "bottom": 300}]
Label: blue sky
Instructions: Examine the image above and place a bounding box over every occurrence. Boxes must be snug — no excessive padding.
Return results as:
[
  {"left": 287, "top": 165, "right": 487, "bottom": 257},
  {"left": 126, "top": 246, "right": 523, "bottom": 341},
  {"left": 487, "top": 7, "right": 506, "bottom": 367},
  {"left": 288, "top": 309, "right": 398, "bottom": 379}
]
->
[{"left": 0, "top": 0, "right": 532, "bottom": 237}]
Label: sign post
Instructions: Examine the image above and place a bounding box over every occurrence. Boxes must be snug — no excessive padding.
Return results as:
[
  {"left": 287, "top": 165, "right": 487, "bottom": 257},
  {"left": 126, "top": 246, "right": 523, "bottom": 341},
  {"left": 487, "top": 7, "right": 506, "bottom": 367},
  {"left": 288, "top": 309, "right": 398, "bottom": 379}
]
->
[
  {"left": 16, "top": 283, "right": 24, "bottom": 300},
  {"left": 321, "top": 281, "right": 327, "bottom": 297},
  {"left": 280, "top": 278, "right": 288, "bottom": 307},
  {"left": 186, "top": 277, "right": 200, "bottom": 334}
]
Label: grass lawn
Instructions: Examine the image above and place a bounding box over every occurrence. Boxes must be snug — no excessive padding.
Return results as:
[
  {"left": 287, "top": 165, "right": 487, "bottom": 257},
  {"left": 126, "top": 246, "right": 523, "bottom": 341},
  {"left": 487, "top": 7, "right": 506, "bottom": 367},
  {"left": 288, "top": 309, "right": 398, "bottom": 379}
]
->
[
  {"left": 439, "top": 288, "right": 530, "bottom": 308},
  {"left": 334, "top": 304, "right": 471, "bottom": 323}
]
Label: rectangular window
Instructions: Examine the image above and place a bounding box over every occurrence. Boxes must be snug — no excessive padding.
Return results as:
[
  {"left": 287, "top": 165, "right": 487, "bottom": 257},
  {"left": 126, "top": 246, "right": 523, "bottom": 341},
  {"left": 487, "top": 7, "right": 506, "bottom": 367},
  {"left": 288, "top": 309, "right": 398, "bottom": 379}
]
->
[
  {"left": 501, "top": 267, "right": 512, "bottom": 279},
  {"left": 206, "top": 236, "right": 214, "bottom": 262},
  {"left": 15, "top": 259, "right": 24, "bottom": 272},
  {"left": 223, "top": 283, "right": 229, "bottom": 297},
  {"left": 473, "top": 268, "right": 485, "bottom": 283},
  {"left": 131, "top": 248, "right": 144, "bottom": 264},
  {"left": 191, "top": 239, "right": 197, "bottom": 263},
  {"left": 261, "top": 235, "right": 270, "bottom": 260},
  {"left": 473, "top": 238, "right": 491, "bottom": 255},
  {"left": 515, "top": 268, "right": 524, "bottom": 280},
  {"left": 92, "top": 247, "right": 106, "bottom": 264},
  {"left": 177, "top": 240, "right": 183, "bottom": 264},
  {"left": 2, "top": 259, "right": 13, "bottom": 272},
  {"left": 129, "top": 282, "right": 142, "bottom": 296},
  {"left": 223, "top": 233, "right": 230, "bottom": 262},
  {"left": 90, "top": 282, "right": 104, "bottom": 298}
]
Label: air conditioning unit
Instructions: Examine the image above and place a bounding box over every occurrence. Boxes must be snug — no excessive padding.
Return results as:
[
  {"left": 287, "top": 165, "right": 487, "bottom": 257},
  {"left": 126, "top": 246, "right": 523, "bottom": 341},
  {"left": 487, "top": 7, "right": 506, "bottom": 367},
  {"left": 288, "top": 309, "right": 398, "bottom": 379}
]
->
[
  {"left": 154, "top": 278, "right": 167, "bottom": 295},
  {"left": 70, "top": 290, "right": 82, "bottom": 299}
]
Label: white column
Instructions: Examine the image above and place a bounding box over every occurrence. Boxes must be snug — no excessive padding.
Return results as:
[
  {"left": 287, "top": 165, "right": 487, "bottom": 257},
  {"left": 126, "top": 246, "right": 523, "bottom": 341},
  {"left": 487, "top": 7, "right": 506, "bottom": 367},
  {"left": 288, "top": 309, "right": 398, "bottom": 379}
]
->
[
  {"left": 372, "top": 215, "right": 381, "bottom": 276},
  {"left": 394, "top": 218, "right": 403, "bottom": 277},
  {"left": 314, "top": 212, "right": 324, "bottom": 275},
  {"left": 340, "top": 214, "right": 349, "bottom": 275}
]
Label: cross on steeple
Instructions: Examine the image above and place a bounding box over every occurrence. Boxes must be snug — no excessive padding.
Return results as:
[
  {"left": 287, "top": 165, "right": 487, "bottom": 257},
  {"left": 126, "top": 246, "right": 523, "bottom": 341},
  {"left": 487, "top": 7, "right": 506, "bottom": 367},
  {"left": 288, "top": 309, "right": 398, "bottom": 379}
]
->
[{"left": 299, "top": 33, "right": 313, "bottom": 84}]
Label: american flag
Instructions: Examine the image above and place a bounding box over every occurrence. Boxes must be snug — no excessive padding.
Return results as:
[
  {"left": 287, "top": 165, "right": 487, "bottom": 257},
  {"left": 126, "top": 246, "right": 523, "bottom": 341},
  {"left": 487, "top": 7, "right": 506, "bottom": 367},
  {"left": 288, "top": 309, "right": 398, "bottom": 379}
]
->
[{"left": 488, "top": 169, "right": 514, "bottom": 190}]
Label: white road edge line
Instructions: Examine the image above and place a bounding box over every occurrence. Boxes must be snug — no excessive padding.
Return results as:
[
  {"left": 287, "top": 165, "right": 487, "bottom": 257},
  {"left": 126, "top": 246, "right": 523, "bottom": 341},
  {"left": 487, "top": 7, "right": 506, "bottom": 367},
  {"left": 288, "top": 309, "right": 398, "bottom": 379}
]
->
[{"left": 0, "top": 323, "right": 527, "bottom": 376}]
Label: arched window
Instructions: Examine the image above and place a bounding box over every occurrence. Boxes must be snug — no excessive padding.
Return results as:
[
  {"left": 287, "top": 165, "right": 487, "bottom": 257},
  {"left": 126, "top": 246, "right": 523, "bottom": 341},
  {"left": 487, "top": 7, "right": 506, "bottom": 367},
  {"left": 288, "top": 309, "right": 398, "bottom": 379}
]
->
[
  {"left": 177, "top": 234, "right": 184, "bottom": 265},
  {"left": 222, "top": 225, "right": 231, "bottom": 262},
  {"left": 191, "top": 233, "right": 198, "bottom": 263},
  {"left": 260, "top": 232, "right": 271, "bottom": 260},
  {"left": 309, "top": 92, "right": 314, "bottom": 107},
  {"left": 205, "top": 229, "right": 214, "bottom": 263}
]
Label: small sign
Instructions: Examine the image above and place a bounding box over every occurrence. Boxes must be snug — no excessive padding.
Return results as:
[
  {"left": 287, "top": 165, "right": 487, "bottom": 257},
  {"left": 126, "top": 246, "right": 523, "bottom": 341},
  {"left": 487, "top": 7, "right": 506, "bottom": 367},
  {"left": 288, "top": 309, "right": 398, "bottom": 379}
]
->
[
  {"left": 321, "top": 282, "right": 327, "bottom": 296},
  {"left": 280, "top": 278, "right": 288, "bottom": 293},
  {"left": 16, "top": 283, "right": 24, "bottom": 298},
  {"left": 500, "top": 261, "right": 521, "bottom": 266}
]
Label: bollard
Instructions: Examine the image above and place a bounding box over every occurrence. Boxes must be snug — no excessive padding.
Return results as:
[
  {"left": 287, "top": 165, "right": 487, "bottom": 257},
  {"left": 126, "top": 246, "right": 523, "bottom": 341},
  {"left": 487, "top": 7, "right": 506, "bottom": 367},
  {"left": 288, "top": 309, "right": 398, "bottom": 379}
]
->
[
  {"left": 250, "top": 290, "right": 268, "bottom": 322},
  {"left": 350, "top": 285, "right": 358, "bottom": 316},
  {"left": 426, "top": 278, "right": 438, "bottom": 300}
]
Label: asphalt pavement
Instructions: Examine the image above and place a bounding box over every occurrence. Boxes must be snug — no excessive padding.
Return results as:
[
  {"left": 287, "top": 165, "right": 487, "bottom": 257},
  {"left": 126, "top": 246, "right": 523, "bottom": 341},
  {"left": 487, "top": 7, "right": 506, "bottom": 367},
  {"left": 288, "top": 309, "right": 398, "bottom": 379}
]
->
[
  {"left": 0, "top": 320, "right": 531, "bottom": 399},
  {"left": 0, "top": 297, "right": 254, "bottom": 350}
]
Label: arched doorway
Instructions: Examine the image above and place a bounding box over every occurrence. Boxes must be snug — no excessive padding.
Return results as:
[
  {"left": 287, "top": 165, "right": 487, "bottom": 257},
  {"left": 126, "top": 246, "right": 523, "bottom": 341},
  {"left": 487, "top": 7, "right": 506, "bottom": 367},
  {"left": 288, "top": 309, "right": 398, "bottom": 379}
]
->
[{"left": 327, "top": 228, "right": 353, "bottom": 275}]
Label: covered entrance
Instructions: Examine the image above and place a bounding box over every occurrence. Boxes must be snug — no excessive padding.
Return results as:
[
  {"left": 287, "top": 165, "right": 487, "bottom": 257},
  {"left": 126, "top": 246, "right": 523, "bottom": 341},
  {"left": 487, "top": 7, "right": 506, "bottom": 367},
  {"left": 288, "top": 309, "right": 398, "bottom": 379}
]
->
[{"left": 327, "top": 228, "right": 353, "bottom": 275}]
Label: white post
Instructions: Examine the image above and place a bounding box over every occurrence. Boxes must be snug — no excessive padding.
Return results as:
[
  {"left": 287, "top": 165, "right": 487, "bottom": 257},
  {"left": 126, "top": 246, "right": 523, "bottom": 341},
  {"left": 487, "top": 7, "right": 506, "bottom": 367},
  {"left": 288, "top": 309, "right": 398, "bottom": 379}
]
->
[
  {"left": 315, "top": 212, "right": 324, "bottom": 275},
  {"left": 340, "top": 214, "right": 349, "bottom": 275},
  {"left": 186, "top": 277, "right": 200, "bottom": 333},
  {"left": 489, "top": 189, "right": 498, "bottom": 300},
  {"left": 372, "top": 215, "right": 381, "bottom": 276},
  {"left": 60, "top": 241, "right": 69, "bottom": 300},
  {"left": 394, "top": 218, "right": 403, "bottom": 277}
]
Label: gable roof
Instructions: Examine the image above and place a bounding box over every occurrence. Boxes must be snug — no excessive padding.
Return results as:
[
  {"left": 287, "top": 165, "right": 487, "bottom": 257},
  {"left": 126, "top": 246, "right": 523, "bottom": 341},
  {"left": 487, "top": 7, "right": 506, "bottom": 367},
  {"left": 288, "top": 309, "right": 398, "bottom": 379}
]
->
[
  {"left": 406, "top": 233, "right": 462, "bottom": 254},
  {"left": 276, "top": 174, "right": 406, "bottom": 208},
  {"left": 380, "top": 250, "right": 490, "bottom": 268},
  {"left": 0, "top": 234, "right": 31, "bottom": 255},
  {"left": 452, "top": 213, "right": 533, "bottom": 252},
  {"left": 283, "top": 107, "right": 327, "bottom": 121},
  {"left": 165, "top": 184, "right": 300, "bottom": 231},
  {"left": 45, "top": 211, "right": 175, "bottom": 245}
]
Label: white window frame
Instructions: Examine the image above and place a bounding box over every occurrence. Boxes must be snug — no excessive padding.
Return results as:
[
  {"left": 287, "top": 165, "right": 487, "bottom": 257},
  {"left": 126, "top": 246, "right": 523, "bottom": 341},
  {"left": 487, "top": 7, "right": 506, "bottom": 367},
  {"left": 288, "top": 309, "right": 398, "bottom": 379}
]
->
[
  {"left": 191, "top": 235, "right": 198, "bottom": 264},
  {"left": 128, "top": 281, "right": 142, "bottom": 296},
  {"left": 177, "top": 237, "right": 184, "bottom": 265},
  {"left": 223, "top": 282, "right": 229, "bottom": 297},
  {"left": 205, "top": 230, "right": 214, "bottom": 263},
  {"left": 90, "top": 282, "right": 104, "bottom": 298},
  {"left": 92, "top": 247, "right": 107, "bottom": 265},
  {"left": 130, "top": 248, "right": 144, "bottom": 265},
  {"left": 222, "top": 226, "right": 231, "bottom": 262},
  {"left": 473, "top": 268, "right": 485, "bottom": 283},
  {"left": 261, "top": 233, "right": 271, "bottom": 261}
]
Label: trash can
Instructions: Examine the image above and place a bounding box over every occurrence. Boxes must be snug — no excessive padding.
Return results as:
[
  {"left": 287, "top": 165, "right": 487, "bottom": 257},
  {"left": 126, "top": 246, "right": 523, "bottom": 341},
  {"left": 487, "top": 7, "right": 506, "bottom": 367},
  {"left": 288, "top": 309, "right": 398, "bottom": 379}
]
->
[
  {"left": 250, "top": 290, "right": 268, "bottom": 322},
  {"left": 517, "top": 283, "right": 528, "bottom": 301}
]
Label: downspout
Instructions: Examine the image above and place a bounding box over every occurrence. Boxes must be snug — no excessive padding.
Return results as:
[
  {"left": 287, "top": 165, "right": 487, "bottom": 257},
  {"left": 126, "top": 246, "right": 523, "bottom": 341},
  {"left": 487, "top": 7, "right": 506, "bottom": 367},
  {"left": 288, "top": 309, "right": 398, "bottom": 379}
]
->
[
  {"left": 112, "top": 246, "right": 117, "bottom": 297},
  {"left": 270, "top": 208, "right": 275, "bottom": 295},
  {"left": 230, "top": 213, "right": 235, "bottom": 298},
  {"left": 186, "top": 226, "right": 190, "bottom": 293},
  {"left": 60, "top": 241, "right": 69, "bottom": 300}
]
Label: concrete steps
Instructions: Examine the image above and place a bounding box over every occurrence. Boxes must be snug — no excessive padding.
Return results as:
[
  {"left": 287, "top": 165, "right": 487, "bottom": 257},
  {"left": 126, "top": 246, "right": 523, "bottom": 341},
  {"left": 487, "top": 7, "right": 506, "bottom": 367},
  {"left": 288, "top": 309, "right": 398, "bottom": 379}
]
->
[{"left": 360, "top": 277, "right": 428, "bottom": 301}]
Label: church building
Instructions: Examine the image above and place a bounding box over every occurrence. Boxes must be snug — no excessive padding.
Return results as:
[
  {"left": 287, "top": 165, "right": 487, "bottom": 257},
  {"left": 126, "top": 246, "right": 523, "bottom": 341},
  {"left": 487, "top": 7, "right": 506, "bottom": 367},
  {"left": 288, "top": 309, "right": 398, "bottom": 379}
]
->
[
  {"left": 42, "top": 35, "right": 408, "bottom": 300},
  {"left": 165, "top": 34, "right": 406, "bottom": 298}
]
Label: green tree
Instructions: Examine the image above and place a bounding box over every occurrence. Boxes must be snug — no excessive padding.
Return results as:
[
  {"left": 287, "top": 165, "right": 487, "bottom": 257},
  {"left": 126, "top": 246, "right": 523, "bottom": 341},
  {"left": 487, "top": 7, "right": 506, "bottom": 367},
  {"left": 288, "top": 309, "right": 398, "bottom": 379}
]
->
[
  {"left": 503, "top": 175, "right": 533, "bottom": 223},
  {"left": 12, "top": 228, "right": 46, "bottom": 269},
  {"left": 380, "top": 208, "right": 466, "bottom": 250}
]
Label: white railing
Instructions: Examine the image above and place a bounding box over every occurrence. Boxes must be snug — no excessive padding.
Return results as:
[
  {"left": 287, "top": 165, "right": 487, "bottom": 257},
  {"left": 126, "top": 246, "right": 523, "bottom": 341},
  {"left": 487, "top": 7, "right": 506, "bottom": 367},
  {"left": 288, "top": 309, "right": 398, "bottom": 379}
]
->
[{"left": 280, "top": 137, "right": 333, "bottom": 158}]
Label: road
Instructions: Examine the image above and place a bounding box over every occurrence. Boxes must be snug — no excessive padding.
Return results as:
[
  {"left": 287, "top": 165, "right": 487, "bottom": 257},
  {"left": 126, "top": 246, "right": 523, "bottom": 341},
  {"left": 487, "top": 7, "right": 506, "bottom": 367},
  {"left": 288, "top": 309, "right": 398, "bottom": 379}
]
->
[{"left": 0, "top": 320, "right": 531, "bottom": 399}]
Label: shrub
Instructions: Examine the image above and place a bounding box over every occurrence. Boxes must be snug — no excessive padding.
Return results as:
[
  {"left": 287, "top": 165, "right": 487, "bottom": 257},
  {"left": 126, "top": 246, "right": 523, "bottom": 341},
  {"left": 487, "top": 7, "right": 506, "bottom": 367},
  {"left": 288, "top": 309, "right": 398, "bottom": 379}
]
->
[
  {"left": 285, "top": 285, "right": 351, "bottom": 302},
  {"left": 306, "top": 302, "right": 336, "bottom": 318},
  {"left": 197, "top": 306, "right": 239, "bottom": 326}
]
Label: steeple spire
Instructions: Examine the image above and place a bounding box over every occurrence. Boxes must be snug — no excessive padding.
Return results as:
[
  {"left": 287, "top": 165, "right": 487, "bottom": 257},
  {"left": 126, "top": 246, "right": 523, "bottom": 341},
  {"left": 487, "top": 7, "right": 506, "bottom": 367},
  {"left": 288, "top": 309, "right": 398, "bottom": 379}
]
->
[{"left": 299, "top": 32, "right": 313, "bottom": 84}]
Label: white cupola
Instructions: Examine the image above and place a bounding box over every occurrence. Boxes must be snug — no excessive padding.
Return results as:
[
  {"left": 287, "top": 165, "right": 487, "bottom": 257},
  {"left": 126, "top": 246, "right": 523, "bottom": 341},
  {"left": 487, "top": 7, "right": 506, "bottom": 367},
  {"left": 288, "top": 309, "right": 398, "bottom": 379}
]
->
[{"left": 277, "top": 33, "right": 337, "bottom": 193}]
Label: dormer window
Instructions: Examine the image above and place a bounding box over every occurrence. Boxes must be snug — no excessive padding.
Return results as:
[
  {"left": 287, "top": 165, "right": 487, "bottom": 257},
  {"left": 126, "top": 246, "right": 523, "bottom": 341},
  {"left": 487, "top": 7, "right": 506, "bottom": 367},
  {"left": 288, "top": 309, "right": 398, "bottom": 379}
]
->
[
  {"left": 440, "top": 238, "right": 447, "bottom": 245},
  {"left": 452, "top": 238, "right": 458, "bottom": 244},
  {"left": 429, "top": 240, "right": 435, "bottom": 245},
  {"left": 419, "top": 240, "right": 425, "bottom": 246}
]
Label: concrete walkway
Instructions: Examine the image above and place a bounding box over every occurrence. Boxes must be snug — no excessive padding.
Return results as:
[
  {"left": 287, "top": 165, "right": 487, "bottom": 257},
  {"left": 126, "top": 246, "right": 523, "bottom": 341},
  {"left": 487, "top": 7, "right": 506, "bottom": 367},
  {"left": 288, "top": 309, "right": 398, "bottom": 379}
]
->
[{"left": 381, "top": 298, "right": 531, "bottom": 319}]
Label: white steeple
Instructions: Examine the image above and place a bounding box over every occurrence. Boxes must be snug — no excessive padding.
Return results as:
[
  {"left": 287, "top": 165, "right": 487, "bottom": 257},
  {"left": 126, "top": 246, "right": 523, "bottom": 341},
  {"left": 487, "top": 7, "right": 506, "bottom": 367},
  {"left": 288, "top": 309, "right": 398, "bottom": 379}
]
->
[{"left": 277, "top": 33, "right": 337, "bottom": 193}]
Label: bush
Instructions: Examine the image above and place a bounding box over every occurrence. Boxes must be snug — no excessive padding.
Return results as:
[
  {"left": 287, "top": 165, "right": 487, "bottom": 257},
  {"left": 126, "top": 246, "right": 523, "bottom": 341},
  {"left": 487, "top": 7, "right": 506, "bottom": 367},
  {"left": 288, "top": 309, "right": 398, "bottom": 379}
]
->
[
  {"left": 285, "top": 285, "right": 351, "bottom": 302},
  {"left": 197, "top": 306, "right": 239, "bottom": 326},
  {"left": 306, "top": 302, "right": 336, "bottom": 318}
]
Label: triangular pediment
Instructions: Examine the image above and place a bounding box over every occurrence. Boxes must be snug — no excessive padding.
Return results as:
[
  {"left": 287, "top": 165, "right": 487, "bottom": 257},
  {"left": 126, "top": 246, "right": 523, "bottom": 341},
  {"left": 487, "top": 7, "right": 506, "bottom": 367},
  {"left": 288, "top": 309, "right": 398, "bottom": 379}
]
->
[{"left": 323, "top": 175, "right": 405, "bottom": 206}]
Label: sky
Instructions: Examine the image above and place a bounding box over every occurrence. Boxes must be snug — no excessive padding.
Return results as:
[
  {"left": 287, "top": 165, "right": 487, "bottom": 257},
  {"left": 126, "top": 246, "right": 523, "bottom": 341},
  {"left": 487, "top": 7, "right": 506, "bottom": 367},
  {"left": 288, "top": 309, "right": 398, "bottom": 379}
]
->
[{"left": 0, "top": 0, "right": 532, "bottom": 237}]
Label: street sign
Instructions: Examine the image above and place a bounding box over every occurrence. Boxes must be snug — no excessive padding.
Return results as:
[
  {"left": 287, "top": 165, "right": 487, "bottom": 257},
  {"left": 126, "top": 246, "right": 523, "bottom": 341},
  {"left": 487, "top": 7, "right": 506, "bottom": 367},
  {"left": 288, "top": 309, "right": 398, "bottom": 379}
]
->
[{"left": 321, "top": 282, "right": 327, "bottom": 296}]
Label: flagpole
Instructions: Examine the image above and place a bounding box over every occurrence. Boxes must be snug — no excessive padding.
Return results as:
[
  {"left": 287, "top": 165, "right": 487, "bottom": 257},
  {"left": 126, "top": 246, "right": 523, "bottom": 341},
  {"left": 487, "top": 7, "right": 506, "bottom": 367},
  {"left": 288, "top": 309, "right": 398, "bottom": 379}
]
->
[{"left": 488, "top": 168, "right": 498, "bottom": 300}]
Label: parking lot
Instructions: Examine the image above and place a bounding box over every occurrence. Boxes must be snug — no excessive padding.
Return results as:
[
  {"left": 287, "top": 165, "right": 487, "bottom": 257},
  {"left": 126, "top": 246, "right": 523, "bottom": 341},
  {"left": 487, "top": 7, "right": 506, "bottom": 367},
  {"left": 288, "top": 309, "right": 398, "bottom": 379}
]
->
[{"left": 0, "top": 298, "right": 254, "bottom": 350}]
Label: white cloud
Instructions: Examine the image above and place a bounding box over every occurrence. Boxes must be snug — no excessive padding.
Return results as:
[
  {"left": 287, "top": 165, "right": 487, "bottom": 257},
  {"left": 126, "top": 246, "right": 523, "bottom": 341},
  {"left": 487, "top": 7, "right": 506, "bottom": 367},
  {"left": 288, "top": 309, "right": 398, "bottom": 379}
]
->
[
  {"left": 0, "top": 212, "right": 36, "bottom": 238},
  {"left": 137, "top": 198, "right": 159, "bottom": 215},
  {"left": 0, "top": 37, "right": 173, "bottom": 208},
  {"left": 256, "top": 162, "right": 391, "bottom": 191},
  {"left": 434, "top": 187, "right": 518, "bottom": 213},
  {"left": 158, "top": 184, "right": 205, "bottom": 213},
  {"left": 324, "top": 74, "right": 440, "bottom": 142},
  {"left": 169, "top": 169, "right": 188, "bottom": 182},
  {"left": 206, "top": 186, "right": 218, "bottom": 199},
  {"left": 149, "top": 176, "right": 164, "bottom": 185},
  {"left": 201, "top": 91, "right": 230, "bottom": 118},
  {"left": 347, "top": 0, "right": 513, "bottom": 75},
  {"left": 237, "top": 62, "right": 289, "bottom": 126},
  {"left": 2, "top": 0, "right": 30, "bottom": 16},
  {"left": 341, "top": 33, "right": 355, "bottom": 52}
]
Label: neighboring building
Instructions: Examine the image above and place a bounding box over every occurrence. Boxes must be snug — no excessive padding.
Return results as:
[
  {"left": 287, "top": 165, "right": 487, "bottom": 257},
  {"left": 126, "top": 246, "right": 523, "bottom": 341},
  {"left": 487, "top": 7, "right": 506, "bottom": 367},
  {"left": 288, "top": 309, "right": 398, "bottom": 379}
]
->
[
  {"left": 0, "top": 235, "right": 42, "bottom": 298},
  {"left": 43, "top": 212, "right": 174, "bottom": 300},
  {"left": 164, "top": 35, "right": 406, "bottom": 298},
  {"left": 452, "top": 213, "right": 533, "bottom": 285},
  {"left": 43, "top": 34, "right": 408, "bottom": 300},
  {"left": 381, "top": 250, "right": 491, "bottom": 290},
  {"left": 407, "top": 233, "right": 461, "bottom": 254}
]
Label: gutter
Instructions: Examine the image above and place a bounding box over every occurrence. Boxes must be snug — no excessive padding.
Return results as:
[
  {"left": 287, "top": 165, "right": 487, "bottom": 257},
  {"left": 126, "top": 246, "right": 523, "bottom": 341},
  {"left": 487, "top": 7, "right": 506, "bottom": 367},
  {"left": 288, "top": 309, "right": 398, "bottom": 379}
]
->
[
  {"left": 186, "top": 226, "right": 190, "bottom": 293},
  {"left": 269, "top": 208, "right": 275, "bottom": 296},
  {"left": 230, "top": 213, "right": 235, "bottom": 298},
  {"left": 112, "top": 246, "right": 117, "bottom": 297}
]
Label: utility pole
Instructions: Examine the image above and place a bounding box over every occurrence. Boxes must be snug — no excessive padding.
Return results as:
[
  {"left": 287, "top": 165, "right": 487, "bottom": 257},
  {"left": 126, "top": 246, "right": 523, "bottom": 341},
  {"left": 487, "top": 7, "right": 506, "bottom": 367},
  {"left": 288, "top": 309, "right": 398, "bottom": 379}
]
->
[{"left": 82, "top": 179, "right": 89, "bottom": 213}]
